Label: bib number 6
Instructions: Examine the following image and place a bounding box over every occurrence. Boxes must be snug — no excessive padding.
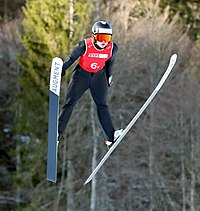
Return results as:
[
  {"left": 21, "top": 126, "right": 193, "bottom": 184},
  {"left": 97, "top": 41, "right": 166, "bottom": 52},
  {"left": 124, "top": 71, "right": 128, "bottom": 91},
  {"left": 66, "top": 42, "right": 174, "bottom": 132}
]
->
[{"left": 90, "top": 62, "right": 99, "bottom": 70}]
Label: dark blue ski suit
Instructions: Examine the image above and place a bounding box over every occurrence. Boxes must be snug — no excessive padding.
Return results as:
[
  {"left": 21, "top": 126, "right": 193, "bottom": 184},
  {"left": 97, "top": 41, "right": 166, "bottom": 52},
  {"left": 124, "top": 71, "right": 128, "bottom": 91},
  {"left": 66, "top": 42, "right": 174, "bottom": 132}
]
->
[{"left": 58, "top": 38, "right": 118, "bottom": 141}]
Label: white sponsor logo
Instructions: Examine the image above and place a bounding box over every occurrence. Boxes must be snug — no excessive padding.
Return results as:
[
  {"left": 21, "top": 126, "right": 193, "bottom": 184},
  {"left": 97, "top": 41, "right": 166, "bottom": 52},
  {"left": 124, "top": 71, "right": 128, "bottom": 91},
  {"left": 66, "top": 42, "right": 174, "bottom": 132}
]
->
[
  {"left": 50, "top": 57, "right": 63, "bottom": 96},
  {"left": 88, "top": 53, "right": 108, "bottom": 59},
  {"left": 51, "top": 65, "right": 60, "bottom": 93}
]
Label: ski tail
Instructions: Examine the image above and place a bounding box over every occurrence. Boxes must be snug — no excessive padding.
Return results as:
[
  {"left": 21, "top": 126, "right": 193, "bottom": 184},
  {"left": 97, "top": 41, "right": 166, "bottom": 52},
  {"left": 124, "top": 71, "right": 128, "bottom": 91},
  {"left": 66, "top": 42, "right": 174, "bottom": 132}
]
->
[{"left": 84, "top": 54, "right": 177, "bottom": 185}]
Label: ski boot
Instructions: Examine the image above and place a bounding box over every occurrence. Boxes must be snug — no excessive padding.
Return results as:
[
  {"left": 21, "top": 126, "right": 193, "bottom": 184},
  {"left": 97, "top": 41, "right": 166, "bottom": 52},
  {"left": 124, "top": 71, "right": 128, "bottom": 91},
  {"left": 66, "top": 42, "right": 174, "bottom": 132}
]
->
[{"left": 105, "top": 129, "right": 123, "bottom": 150}]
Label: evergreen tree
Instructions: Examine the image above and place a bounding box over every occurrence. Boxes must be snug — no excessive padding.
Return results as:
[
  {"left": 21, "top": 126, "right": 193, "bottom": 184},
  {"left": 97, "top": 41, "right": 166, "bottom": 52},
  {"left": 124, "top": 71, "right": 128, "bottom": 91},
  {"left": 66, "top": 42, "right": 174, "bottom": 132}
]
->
[
  {"left": 17, "top": 0, "right": 93, "bottom": 138},
  {"left": 14, "top": 0, "right": 93, "bottom": 209}
]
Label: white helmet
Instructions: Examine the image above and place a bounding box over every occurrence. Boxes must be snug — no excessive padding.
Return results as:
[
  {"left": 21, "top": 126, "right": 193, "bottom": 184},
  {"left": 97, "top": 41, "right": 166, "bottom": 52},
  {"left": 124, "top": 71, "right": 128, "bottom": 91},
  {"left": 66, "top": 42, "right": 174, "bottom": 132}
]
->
[{"left": 92, "top": 21, "right": 112, "bottom": 35}]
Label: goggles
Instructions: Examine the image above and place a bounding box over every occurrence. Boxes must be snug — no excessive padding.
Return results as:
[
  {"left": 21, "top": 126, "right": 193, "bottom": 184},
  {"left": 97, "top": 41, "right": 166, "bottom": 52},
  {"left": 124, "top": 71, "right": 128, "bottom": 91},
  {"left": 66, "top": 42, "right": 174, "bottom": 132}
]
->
[{"left": 95, "top": 34, "right": 112, "bottom": 42}]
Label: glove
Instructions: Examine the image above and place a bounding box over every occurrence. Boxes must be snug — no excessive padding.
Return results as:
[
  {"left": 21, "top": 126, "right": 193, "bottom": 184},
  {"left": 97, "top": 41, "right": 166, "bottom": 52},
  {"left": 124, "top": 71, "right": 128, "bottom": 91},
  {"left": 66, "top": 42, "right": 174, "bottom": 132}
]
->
[{"left": 108, "top": 75, "right": 113, "bottom": 87}]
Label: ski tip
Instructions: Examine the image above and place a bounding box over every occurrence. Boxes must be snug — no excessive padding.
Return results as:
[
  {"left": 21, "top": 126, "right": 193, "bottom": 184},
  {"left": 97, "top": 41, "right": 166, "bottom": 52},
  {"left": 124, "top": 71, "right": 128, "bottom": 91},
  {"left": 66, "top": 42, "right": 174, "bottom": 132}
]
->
[
  {"left": 171, "top": 53, "right": 177, "bottom": 61},
  {"left": 52, "top": 57, "right": 63, "bottom": 63}
]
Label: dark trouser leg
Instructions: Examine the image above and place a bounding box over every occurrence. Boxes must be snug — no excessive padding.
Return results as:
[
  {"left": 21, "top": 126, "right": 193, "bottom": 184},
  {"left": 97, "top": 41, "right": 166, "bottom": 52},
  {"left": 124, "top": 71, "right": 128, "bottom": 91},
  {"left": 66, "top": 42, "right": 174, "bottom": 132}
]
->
[
  {"left": 90, "top": 71, "right": 115, "bottom": 141},
  {"left": 58, "top": 71, "right": 88, "bottom": 134}
]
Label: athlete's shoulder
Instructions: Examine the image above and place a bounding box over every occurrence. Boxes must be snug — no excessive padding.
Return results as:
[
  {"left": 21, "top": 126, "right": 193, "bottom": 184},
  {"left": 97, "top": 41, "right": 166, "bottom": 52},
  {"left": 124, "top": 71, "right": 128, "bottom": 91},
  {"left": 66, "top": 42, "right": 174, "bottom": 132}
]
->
[
  {"left": 112, "top": 42, "right": 118, "bottom": 49},
  {"left": 78, "top": 40, "right": 86, "bottom": 48},
  {"left": 76, "top": 40, "right": 86, "bottom": 54},
  {"left": 78, "top": 38, "right": 93, "bottom": 47},
  {"left": 112, "top": 42, "right": 118, "bottom": 54}
]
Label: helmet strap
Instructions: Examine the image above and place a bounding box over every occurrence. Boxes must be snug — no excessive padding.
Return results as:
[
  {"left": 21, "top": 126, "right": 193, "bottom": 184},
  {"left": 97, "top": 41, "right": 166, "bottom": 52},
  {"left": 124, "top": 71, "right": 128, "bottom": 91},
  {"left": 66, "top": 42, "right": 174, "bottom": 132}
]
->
[{"left": 92, "top": 35, "right": 97, "bottom": 43}]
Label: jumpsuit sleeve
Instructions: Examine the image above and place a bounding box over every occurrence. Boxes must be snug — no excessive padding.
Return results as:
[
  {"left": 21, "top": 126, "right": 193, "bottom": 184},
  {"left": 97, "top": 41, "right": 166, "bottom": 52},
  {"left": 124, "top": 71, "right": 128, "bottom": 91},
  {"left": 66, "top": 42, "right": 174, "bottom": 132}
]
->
[
  {"left": 104, "top": 43, "right": 118, "bottom": 78},
  {"left": 62, "top": 40, "right": 86, "bottom": 72}
]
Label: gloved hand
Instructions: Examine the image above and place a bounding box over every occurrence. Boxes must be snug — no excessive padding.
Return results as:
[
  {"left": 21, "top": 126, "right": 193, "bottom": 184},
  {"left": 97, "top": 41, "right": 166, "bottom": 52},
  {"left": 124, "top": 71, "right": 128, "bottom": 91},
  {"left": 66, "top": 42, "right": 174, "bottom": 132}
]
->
[{"left": 108, "top": 75, "right": 113, "bottom": 87}]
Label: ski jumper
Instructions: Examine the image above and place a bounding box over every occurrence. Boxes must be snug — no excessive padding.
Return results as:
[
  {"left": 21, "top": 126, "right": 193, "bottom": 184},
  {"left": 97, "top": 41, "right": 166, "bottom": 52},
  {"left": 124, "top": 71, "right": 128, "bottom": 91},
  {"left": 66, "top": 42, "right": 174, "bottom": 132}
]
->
[{"left": 58, "top": 38, "right": 118, "bottom": 141}]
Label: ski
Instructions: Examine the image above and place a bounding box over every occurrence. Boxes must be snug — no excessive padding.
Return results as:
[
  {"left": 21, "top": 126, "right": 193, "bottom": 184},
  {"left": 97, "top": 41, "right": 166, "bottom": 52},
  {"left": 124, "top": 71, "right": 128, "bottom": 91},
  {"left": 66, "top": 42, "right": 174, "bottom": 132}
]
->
[
  {"left": 47, "top": 57, "right": 63, "bottom": 183},
  {"left": 84, "top": 54, "right": 177, "bottom": 185}
]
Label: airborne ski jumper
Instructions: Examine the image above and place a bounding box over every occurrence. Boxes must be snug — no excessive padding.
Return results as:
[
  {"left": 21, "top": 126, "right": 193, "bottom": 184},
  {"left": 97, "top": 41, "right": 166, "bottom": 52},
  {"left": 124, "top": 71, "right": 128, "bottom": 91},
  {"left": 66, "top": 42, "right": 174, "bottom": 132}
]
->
[
  {"left": 58, "top": 21, "right": 122, "bottom": 146},
  {"left": 47, "top": 20, "right": 177, "bottom": 184}
]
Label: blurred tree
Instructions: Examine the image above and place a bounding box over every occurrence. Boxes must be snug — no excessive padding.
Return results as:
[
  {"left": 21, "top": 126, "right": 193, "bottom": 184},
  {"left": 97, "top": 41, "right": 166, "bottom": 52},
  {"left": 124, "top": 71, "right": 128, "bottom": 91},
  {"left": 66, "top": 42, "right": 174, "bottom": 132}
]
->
[
  {"left": 17, "top": 0, "right": 93, "bottom": 138},
  {"left": 14, "top": 0, "right": 93, "bottom": 209},
  {"left": 159, "top": 0, "right": 200, "bottom": 41},
  {"left": 0, "top": 18, "right": 22, "bottom": 211},
  {"left": 0, "top": 0, "right": 25, "bottom": 22}
]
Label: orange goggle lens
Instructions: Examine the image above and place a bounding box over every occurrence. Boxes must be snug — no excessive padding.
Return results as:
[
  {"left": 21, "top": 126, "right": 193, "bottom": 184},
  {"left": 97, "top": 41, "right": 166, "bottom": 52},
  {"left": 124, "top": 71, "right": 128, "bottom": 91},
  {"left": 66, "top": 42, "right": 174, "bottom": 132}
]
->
[{"left": 95, "top": 34, "right": 112, "bottom": 42}]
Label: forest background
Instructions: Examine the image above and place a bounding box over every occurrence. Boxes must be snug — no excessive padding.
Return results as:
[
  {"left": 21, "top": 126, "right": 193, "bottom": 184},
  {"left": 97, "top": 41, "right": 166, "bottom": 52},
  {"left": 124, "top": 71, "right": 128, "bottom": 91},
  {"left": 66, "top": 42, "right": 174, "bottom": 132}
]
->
[{"left": 0, "top": 0, "right": 199, "bottom": 210}]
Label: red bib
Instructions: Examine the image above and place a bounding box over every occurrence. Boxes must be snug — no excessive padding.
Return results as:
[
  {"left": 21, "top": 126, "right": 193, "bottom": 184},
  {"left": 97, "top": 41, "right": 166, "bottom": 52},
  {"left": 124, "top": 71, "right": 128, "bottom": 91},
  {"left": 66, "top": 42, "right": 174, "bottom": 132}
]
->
[{"left": 79, "top": 38, "right": 113, "bottom": 73}]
